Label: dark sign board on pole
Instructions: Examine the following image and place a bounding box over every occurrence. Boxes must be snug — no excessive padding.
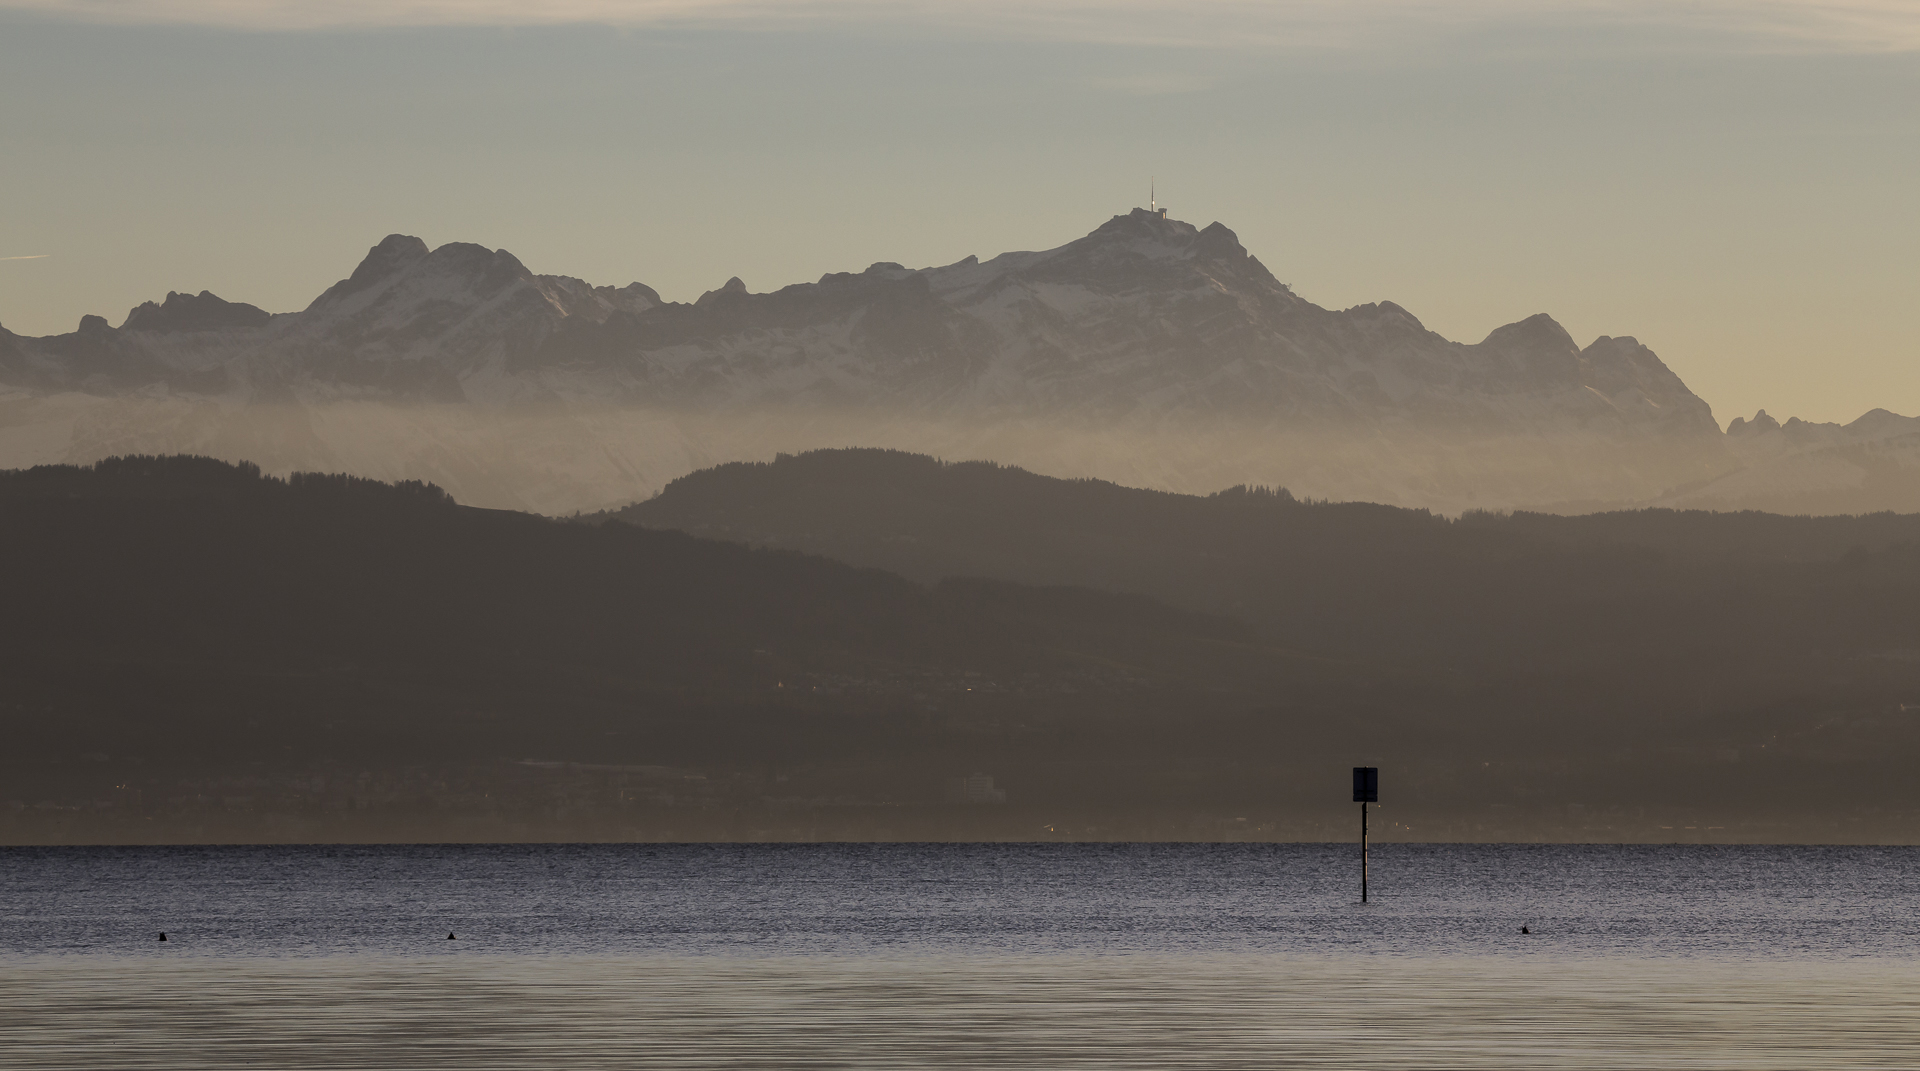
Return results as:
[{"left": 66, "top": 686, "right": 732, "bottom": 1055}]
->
[
  {"left": 1352, "top": 767, "right": 1378, "bottom": 803},
  {"left": 1352, "top": 766, "right": 1378, "bottom": 903}
]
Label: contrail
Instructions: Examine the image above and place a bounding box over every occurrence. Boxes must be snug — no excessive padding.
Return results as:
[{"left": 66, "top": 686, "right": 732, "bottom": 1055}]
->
[{"left": 2, "top": 254, "right": 51, "bottom": 261}]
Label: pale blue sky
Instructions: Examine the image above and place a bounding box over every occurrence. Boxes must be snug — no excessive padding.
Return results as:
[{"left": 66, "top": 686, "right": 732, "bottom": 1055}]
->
[{"left": 2, "top": 2, "right": 1915, "bottom": 424}]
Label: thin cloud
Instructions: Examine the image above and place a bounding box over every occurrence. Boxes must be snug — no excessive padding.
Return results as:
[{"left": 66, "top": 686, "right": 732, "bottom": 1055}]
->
[
  {"left": 3, "top": 0, "right": 1916, "bottom": 52},
  {"left": 1, "top": 254, "right": 53, "bottom": 260}
]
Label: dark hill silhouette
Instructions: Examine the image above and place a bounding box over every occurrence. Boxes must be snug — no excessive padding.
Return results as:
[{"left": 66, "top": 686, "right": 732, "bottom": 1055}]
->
[
  {"left": 0, "top": 455, "right": 1250, "bottom": 688},
  {"left": 4, "top": 455, "right": 1349, "bottom": 843},
  {"left": 6, "top": 454, "right": 1920, "bottom": 844},
  {"left": 606, "top": 449, "right": 1920, "bottom": 672}
]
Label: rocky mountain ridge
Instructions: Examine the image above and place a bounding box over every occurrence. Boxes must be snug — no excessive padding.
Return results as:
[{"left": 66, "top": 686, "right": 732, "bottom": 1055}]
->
[
  {"left": 1, "top": 209, "right": 1912, "bottom": 514},
  {"left": 1659, "top": 407, "right": 1920, "bottom": 515},
  {"left": 0, "top": 210, "right": 1718, "bottom": 438}
]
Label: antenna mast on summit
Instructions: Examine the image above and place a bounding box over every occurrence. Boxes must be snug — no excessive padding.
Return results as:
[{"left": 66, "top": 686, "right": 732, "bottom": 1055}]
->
[{"left": 1150, "top": 178, "right": 1156, "bottom": 213}]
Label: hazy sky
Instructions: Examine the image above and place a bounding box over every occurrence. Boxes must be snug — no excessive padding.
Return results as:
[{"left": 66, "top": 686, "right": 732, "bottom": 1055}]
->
[{"left": 1, "top": 0, "right": 1915, "bottom": 425}]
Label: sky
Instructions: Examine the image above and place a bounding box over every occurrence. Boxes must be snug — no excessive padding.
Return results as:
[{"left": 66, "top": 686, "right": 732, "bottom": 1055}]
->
[{"left": 1, "top": 0, "right": 1916, "bottom": 425}]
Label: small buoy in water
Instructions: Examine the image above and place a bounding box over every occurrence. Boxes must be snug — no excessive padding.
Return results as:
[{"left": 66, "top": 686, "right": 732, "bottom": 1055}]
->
[
  {"left": 447, "top": 932, "right": 456, "bottom": 940},
  {"left": 158, "top": 932, "right": 167, "bottom": 942},
  {"left": 1520, "top": 926, "right": 1530, "bottom": 935}
]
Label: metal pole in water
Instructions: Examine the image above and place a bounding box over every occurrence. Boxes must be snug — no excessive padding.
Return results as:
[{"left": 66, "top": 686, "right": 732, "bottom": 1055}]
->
[{"left": 1352, "top": 766, "right": 1378, "bottom": 904}]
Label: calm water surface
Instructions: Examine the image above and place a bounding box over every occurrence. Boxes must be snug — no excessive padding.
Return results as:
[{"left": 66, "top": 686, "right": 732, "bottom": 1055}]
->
[{"left": 3, "top": 844, "right": 1917, "bottom": 1068}]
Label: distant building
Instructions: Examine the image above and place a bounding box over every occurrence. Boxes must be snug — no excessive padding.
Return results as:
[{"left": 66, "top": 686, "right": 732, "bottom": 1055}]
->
[{"left": 944, "top": 773, "right": 1007, "bottom": 804}]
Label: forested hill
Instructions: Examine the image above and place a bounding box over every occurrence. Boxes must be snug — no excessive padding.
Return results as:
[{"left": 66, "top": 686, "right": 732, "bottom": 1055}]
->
[
  {"left": 5, "top": 455, "right": 1340, "bottom": 842},
  {"left": 607, "top": 448, "right": 1920, "bottom": 671},
  {"left": 0, "top": 454, "right": 453, "bottom": 506},
  {"left": 1, "top": 455, "right": 1248, "bottom": 688},
  {"left": 6, "top": 454, "right": 1920, "bottom": 845},
  {"left": 612, "top": 448, "right": 1920, "bottom": 568}
]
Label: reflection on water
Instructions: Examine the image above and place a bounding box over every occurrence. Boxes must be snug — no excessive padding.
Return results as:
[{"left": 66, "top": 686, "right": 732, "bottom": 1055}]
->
[
  {"left": 5, "top": 955, "right": 1919, "bottom": 1070},
  {"left": 4, "top": 844, "right": 1918, "bottom": 1068},
  {"left": 6, "top": 843, "right": 1920, "bottom": 960}
]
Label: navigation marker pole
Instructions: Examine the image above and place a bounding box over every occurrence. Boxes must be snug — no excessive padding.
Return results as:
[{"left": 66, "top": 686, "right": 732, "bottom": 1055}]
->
[{"left": 1353, "top": 767, "right": 1378, "bottom": 903}]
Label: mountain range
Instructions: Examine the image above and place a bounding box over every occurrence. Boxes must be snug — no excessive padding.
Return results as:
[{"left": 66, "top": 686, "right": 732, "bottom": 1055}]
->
[{"left": 2, "top": 210, "right": 1914, "bottom": 514}]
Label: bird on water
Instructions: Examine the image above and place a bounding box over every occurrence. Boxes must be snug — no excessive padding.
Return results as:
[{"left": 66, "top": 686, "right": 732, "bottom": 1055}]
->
[{"left": 158, "top": 932, "right": 167, "bottom": 941}]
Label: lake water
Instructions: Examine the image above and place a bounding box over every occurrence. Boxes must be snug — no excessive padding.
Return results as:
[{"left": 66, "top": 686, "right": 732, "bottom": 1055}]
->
[{"left": 3, "top": 843, "right": 1918, "bottom": 1068}]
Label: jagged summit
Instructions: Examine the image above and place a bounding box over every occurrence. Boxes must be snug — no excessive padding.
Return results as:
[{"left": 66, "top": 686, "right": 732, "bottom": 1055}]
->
[
  {"left": 695, "top": 277, "right": 749, "bottom": 306},
  {"left": 1726, "top": 406, "right": 1918, "bottom": 443},
  {"left": 1086, "top": 208, "right": 1250, "bottom": 256},
  {"left": 951, "top": 210, "right": 1261, "bottom": 284},
  {"left": 1483, "top": 312, "right": 1576, "bottom": 353},
  {"left": 1728, "top": 409, "right": 1784, "bottom": 435},
  {"left": 311, "top": 234, "right": 432, "bottom": 309},
  {"left": 122, "top": 290, "right": 271, "bottom": 333},
  {"left": 1090, "top": 207, "right": 1203, "bottom": 242}
]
